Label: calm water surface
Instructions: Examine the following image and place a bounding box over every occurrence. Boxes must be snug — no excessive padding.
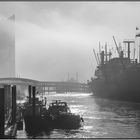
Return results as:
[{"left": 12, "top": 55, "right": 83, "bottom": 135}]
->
[{"left": 17, "top": 92, "right": 140, "bottom": 138}]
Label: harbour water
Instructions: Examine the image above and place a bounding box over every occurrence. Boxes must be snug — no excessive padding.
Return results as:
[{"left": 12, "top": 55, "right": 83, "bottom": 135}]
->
[{"left": 17, "top": 92, "right": 140, "bottom": 138}]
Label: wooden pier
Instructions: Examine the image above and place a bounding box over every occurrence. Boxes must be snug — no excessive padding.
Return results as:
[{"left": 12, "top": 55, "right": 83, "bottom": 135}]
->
[
  {"left": 0, "top": 78, "right": 40, "bottom": 138},
  {"left": 0, "top": 77, "right": 90, "bottom": 138}
]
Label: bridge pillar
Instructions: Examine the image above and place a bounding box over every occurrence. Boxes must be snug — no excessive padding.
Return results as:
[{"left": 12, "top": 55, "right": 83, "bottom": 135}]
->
[
  {"left": 48, "top": 87, "right": 50, "bottom": 94},
  {"left": 42, "top": 86, "right": 45, "bottom": 95},
  {"left": 28, "top": 85, "right": 32, "bottom": 104},
  {"left": 0, "top": 86, "right": 5, "bottom": 138},
  {"left": 11, "top": 85, "right": 17, "bottom": 124},
  {"left": 43, "top": 86, "right": 46, "bottom": 95},
  {"left": 32, "top": 86, "right": 36, "bottom": 116}
]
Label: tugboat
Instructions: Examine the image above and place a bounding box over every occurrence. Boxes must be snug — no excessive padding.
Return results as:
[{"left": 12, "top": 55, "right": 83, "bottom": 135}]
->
[
  {"left": 22, "top": 97, "right": 84, "bottom": 131},
  {"left": 48, "top": 100, "right": 84, "bottom": 129},
  {"left": 22, "top": 97, "right": 51, "bottom": 132}
]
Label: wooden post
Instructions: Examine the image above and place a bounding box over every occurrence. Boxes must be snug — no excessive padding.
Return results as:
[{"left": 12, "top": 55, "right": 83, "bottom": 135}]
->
[
  {"left": 0, "top": 87, "right": 5, "bottom": 138},
  {"left": 32, "top": 86, "right": 36, "bottom": 116},
  {"left": 28, "top": 85, "right": 32, "bottom": 104},
  {"left": 4, "top": 85, "right": 11, "bottom": 121},
  {"left": 11, "top": 85, "right": 16, "bottom": 124}
]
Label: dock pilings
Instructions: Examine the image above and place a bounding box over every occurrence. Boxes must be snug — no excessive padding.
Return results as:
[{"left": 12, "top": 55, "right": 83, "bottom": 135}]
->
[
  {"left": 0, "top": 85, "right": 17, "bottom": 138},
  {"left": 0, "top": 84, "right": 37, "bottom": 138},
  {"left": 28, "top": 85, "right": 36, "bottom": 116},
  {"left": 0, "top": 87, "right": 5, "bottom": 138},
  {"left": 28, "top": 85, "right": 32, "bottom": 104},
  {"left": 11, "top": 85, "right": 16, "bottom": 124},
  {"left": 32, "top": 86, "right": 36, "bottom": 116}
]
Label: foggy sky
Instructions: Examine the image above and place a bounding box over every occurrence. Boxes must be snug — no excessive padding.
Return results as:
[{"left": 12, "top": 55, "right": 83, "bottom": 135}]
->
[
  {"left": 0, "top": 16, "right": 15, "bottom": 77},
  {"left": 0, "top": 2, "right": 140, "bottom": 82}
]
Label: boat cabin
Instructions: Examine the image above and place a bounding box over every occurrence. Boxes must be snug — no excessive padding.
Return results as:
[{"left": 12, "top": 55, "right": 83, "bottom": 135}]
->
[{"left": 48, "top": 100, "right": 71, "bottom": 115}]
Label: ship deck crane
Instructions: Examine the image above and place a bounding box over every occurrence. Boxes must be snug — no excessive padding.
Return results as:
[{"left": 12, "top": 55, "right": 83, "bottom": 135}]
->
[
  {"left": 113, "top": 36, "right": 125, "bottom": 69},
  {"left": 123, "top": 39, "right": 135, "bottom": 59},
  {"left": 93, "top": 48, "right": 99, "bottom": 65},
  {"left": 113, "top": 36, "right": 120, "bottom": 57}
]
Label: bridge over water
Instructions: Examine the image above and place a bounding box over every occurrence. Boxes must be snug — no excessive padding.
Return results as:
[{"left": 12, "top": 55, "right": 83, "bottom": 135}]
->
[
  {"left": 0, "top": 77, "right": 90, "bottom": 138},
  {"left": 38, "top": 81, "right": 90, "bottom": 93},
  {"left": 0, "top": 77, "right": 90, "bottom": 93}
]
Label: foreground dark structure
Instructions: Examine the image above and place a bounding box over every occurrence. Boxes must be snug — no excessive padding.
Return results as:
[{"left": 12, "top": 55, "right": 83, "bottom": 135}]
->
[
  {"left": 23, "top": 98, "right": 84, "bottom": 132},
  {"left": 0, "top": 77, "right": 86, "bottom": 138}
]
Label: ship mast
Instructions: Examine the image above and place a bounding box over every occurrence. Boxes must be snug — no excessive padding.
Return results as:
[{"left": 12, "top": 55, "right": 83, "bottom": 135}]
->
[
  {"left": 105, "top": 42, "right": 108, "bottom": 63},
  {"left": 135, "top": 28, "right": 140, "bottom": 63},
  {"left": 97, "top": 53, "right": 100, "bottom": 64},
  {"left": 99, "top": 42, "right": 101, "bottom": 54},
  {"left": 113, "top": 36, "right": 125, "bottom": 69}
]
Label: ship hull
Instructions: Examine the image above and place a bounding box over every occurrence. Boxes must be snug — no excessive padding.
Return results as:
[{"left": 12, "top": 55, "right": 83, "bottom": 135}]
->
[
  {"left": 50, "top": 114, "right": 83, "bottom": 129},
  {"left": 23, "top": 116, "right": 51, "bottom": 132},
  {"left": 91, "top": 69, "right": 140, "bottom": 102},
  {"left": 22, "top": 103, "right": 52, "bottom": 132}
]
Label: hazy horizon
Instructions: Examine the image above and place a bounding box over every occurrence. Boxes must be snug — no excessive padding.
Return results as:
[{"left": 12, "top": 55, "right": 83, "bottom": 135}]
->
[{"left": 0, "top": 2, "right": 140, "bottom": 82}]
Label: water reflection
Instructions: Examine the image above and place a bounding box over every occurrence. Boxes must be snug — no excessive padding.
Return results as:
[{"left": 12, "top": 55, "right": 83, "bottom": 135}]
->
[
  {"left": 26, "top": 129, "right": 53, "bottom": 138},
  {"left": 93, "top": 97, "right": 140, "bottom": 119},
  {"left": 17, "top": 92, "right": 140, "bottom": 138},
  {"left": 93, "top": 96, "right": 140, "bottom": 137}
]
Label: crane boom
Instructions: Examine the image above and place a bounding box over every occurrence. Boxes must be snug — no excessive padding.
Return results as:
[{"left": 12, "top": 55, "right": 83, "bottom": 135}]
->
[
  {"left": 113, "top": 36, "right": 120, "bottom": 56},
  {"left": 93, "top": 48, "right": 99, "bottom": 65},
  {"left": 113, "top": 36, "right": 125, "bottom": 69},
  {"left": 97, "top": 53, "right": 100, "bottom": 64}
]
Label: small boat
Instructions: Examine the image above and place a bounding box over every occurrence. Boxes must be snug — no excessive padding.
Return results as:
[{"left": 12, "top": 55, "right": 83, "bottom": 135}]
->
[{"left": 48, "top": 100, "right": 84, "bottom": 129}]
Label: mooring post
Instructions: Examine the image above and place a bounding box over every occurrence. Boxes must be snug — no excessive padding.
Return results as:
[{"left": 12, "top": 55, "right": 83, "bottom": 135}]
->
[
  {"left": 11, "top": 85, "right": 17, "bottom": 124},
  {"left": 4, "top": 85, "right": 11, "bottom": 126},
  {"left": 4, "top": 85, "right": 9, "bottom": 117},
  {"left": 32, "top": 86, "right": 36, "bottom": 116},
  {"left": 28, "top": 85, "right": 32, "bottom": 104},
  {"left": 0, "top": 86, "right": 5, "bottom": 138}
]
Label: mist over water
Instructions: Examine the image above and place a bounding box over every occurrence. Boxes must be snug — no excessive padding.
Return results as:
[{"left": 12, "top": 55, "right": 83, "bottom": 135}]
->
[{"left": 17, "top": 92, "right": 140, "bottom": 138}]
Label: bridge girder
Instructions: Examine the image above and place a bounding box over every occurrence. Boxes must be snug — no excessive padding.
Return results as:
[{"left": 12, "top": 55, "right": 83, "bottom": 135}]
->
[{"left": 0, "top": 78, "right": 90, "bottom": 93}]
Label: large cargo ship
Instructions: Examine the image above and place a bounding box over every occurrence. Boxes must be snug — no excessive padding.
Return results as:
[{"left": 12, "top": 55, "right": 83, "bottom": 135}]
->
[{"left": 88, "top": 32, "right": 140, "bottom": 102}]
